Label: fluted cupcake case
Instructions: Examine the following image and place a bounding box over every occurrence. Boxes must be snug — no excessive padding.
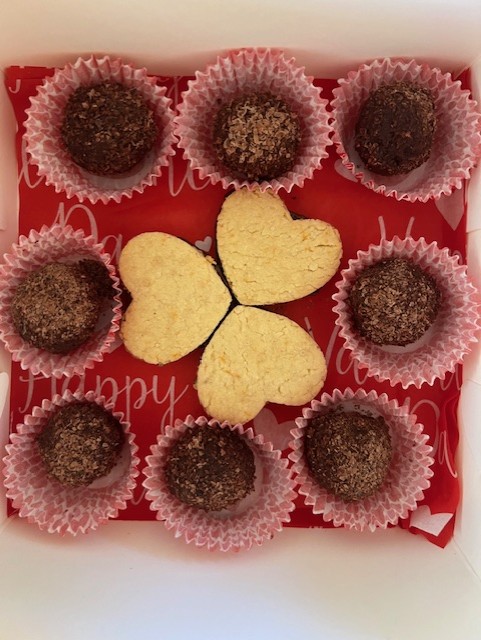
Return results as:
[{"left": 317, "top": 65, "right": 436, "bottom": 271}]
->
[
  {"left": 143, "top": 415, "right": 297, "bottom": 552},
  {"left": 331, "top": 57, "right": 481, "bottom": 202},
  {"left": 2, "top": 389, "right": 140, "bottom": 535},
  {"left": 24, "top": 55, "right": 177, "bottom": 204},
  {"left": 0, "top": 224, "right": 122, "bottom": 379},
  {"left": 289, "top": 388, "right": 435, "bottom": 532},
  {"left": 332, "top": 236, "right": 481, "bottom": 388},
  {"left": 175, "top": 48, "right": 332, "bottom": 193}
]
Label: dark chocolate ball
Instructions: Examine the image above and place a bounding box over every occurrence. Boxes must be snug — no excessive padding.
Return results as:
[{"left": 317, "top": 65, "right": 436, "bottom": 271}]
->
[
  {"left": 213, "top": 92, "right": 301, "bottom": 181},
  {"left": 37, "top": 402, "right": 125, "bottom": 487},
  {"left": 61, "top": 82, "right": 158, "bottom": 176},
  {"left": 165, "top": 425, "right": 256, "bottom": 511},
  {"left": 11, "top": 261, "right": 108, "bottom": 354},
  {"left": 305, "top": 410, "right": 392, "bottom": 502},
  {"left": 77, "top": 259, "right": 115, "bottom": 300},
  {"left": 348, "top": 257, "right": 441, "bottom": 347},
  {"left": 354, "top": 82, "right": 436, "bottom": 176}
]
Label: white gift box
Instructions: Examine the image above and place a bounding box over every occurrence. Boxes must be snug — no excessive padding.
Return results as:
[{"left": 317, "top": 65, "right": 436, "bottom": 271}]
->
[{"left": 1, "top": 1, "right": 481, "bottom": 639}]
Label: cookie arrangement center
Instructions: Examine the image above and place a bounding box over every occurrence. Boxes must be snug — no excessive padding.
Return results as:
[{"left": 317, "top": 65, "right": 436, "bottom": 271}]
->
[{"left": 118, "top": 189, "right": 341, "bottom": 423}]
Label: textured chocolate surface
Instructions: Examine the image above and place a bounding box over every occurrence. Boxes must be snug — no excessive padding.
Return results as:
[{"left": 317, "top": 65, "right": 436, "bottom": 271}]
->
[
  {"left": 78, "top": 259, "right": 115, "bottom": 300},
  {"left": 305, "top": 410, "right": 392, "bottom": 502},
  {"left": 355, "top": 82, "right": 436, "bottom": 176},
  {"left": 37, "top": 402, "right": 124, "bottom": 487},
  {"left": 11, "top": 262, "right": 105, "bottom": 353},
  {"left": 165, "top": 425, "right": 256, "bottom": 511},
  {"left": 213, "top": 92, "right": 301, "bottom": 181},
  {"left": 61, "top": 82, "right": 158, "bottom": 176},
  {"left": 348, "top": 257, "right": 441, "bottom": 346}
]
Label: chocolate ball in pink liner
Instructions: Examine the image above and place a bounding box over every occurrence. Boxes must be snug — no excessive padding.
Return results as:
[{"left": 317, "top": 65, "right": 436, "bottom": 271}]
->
[
  {"left": 348, "top": 257, "right": 441, "bottom": 347},
  {"left": 165, "top": 425, "right": 256, "bottom": 512},
  {"left": 61, "top": 82, "right": 159, "bottom": 176},
  {"left": 355, "top": 82, "right": 436, "bottom": 176},
  {"left": 305, "top": 410, "right": 392, "bottom": 502},
  {"left": 37, "top": 401, "right": 125, "bottom": 487},
  {"left": 213, "top": 92, "right": 301, "bottom": 182}
]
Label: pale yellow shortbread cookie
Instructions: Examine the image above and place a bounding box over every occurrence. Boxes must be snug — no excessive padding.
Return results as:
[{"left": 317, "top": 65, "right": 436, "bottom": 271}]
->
[
  {"left": 217, "top": 189, "right": 342, "bottom": 306},
  {"left": 197, "top": 305, "right": 327, "bottom": 424},
  {"left": 119, "top": 232, "right": 231, "bottom": 365}
]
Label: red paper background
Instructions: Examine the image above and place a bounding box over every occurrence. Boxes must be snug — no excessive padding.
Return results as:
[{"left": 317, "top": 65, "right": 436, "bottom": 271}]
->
[{"left": 4, "top": 66, "right": 469, "bottom": 548}]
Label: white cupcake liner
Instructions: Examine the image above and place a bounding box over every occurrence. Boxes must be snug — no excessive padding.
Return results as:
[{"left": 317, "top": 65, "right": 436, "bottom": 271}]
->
[
  {"left": 288, "top": 387, "right": 434, "bottom": 532},
  {"left": 332, "top": 236, "right": 481, "bottom": 388},
  {"left": 331, "top": 58, "right": 481, "bottom": 202},
  {"left": 24, "top": 55, "right": 177, "bottom": 204},
  {"left": 2, "top": 389, "right": 140, "bottom": 535},
  {"left": 143, "top": 415, "right": 297, "bottom": 552},
  {"left": 175, "top": 48, "right": 332, "bottom": 193},
  {"left": 0, "top": 224, "right": 122, "bottom": 378}
]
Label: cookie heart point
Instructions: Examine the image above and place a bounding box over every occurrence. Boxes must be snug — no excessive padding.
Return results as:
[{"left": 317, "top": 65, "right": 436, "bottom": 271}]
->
[
  {"left": 119, "top": 232, "right": 231, "bottom": 365},
  {"left": 197, "top": 306, "right": 327, "bottom": 424},
  {"left": 217, "top": 189, "right": 342, "bottom": 306}
]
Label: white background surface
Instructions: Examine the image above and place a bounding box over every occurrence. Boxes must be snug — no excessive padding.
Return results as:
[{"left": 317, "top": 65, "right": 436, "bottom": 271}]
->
[
  {"left": 1, "top": 520, "right": 481, "bottom": 640},
  {"left": 1, "top": 2, "right": 481, "bottom": 639}
]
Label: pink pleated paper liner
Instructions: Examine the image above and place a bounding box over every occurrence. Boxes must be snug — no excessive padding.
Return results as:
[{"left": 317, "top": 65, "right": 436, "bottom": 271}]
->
[
  {"left": 0, "top": 224, "right": 122, "bottom": 379},
  {"left": 24, "top": 55, "right": 176, "bottom": 205},
  {"left": 288, "top": 387, "right": 434, "bottom": 532},
  {"left": 142, "top": 415, "right": 297, "bottom": 552},
  {"left": 332, "top": 236, "right": 481, "bottom": 389},
  {"left": 175, "top": 48, "right": 332, "bottom": 193},
  {"left": 2, "top": 389, "right": 140, "bottom": 535},
  {"left": 331, "top": 58, "right": 481, "bottom": 202}
]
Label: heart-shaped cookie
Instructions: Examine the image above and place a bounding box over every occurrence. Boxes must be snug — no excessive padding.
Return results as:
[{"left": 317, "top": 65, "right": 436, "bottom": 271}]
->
[
  {"left": 217, "top": 189, "right": 342, "bottom": 305},
  {"left": 197, "top": 305, "right": 327, "bottom": 424},
  {"left": 119, "top": 232, "right": 231, "bottom": 365}
]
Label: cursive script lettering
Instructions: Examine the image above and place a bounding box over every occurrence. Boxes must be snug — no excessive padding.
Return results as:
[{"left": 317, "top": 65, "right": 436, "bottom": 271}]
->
[
  {"left": 8, "top": 78, "right": 22, "bottom": 94},
  {"left": 168, "top": 158, "right": 211, "bottom": 197},
  {"left": 18, "top": 372, "right": 190, "bottom": 429},
  {"left": 18, "top": 138, "right": 43, "bottom": 189},
  {"left": 411, "top": 398, "right": 457, "bottom": 478},
  {"left": 53, "top": 202, "right": 98, "bottom": 237},
  {"left": 52, "top": 202, "right": 123, "bottom": 259},
  {"left": 378, "top": 214, "right": 415, "bottom": 241}
]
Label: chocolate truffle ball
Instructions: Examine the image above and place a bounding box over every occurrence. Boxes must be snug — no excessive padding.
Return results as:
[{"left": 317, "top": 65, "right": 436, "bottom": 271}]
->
[
  {"left": 165, "top": 425, "right": 256, "bottom": 511},
  {"left": 348, "top": 257, "right": 441, "bottom": 347},
  {"left": 213, "top": 92, "right": 301, "bottom": 181},
  {"left": 77, "top": 259, "right": 115, "bottom": 300},
  {"left": 37, "top": 402, "right": 124, "bottom": 487},
  {"left": 355, "top": 82, "right": 436, "bottom": 176},
  {"left": 11, "top": 261, "right": 107, "bottom": 353},
  {"left": 305, "top": 410, "right": 392, "bottom": 502},
  {"left": 61, "top": 82, "right": 158, "bottom": 176}
]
